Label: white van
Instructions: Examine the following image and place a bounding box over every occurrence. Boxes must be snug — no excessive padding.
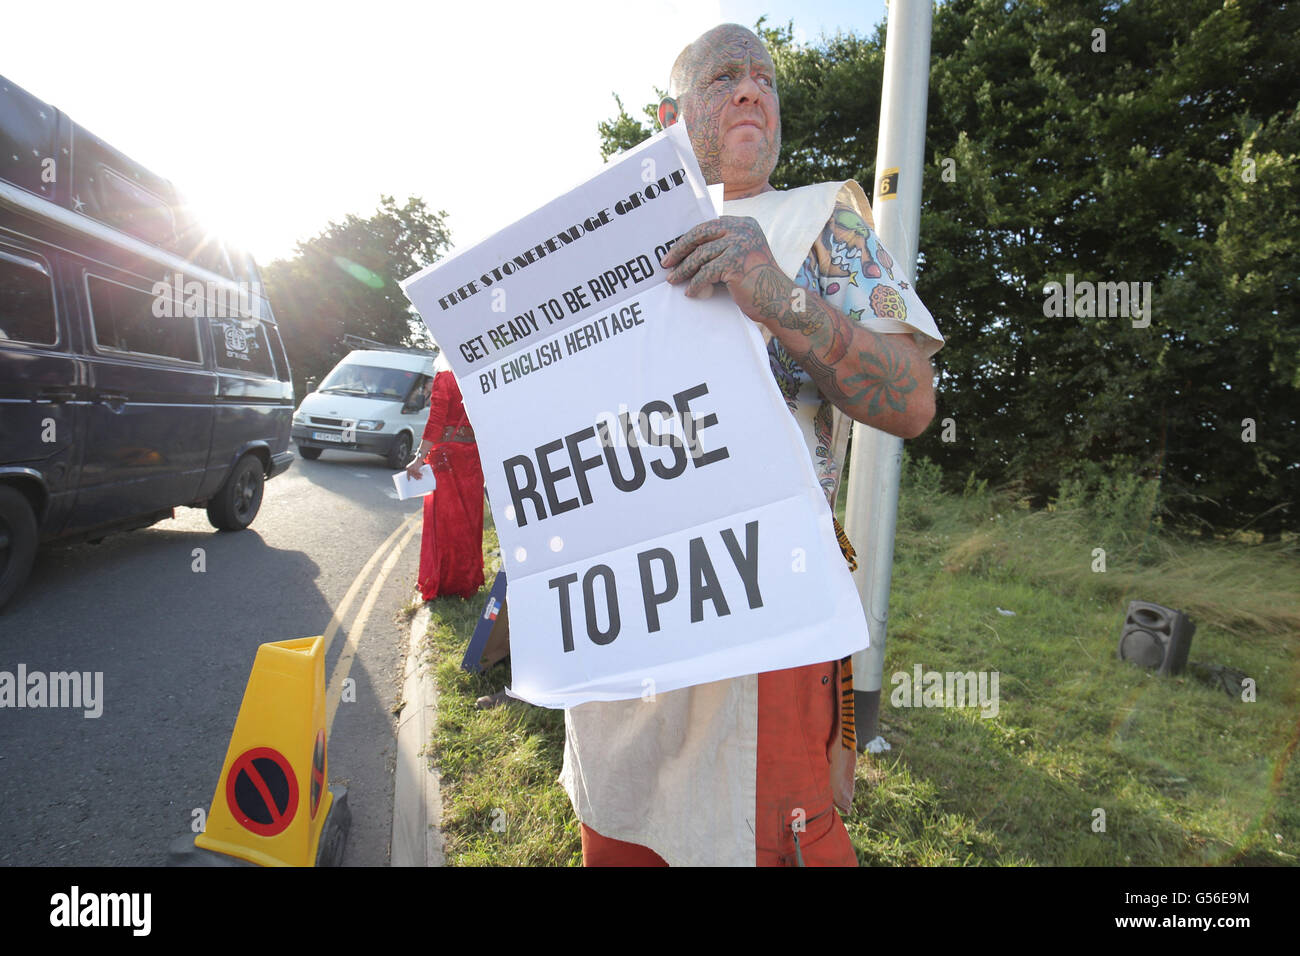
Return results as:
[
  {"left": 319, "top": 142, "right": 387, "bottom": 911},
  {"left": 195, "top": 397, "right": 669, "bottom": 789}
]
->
[{"left": 290, "top": 348, "right": 435, "bottom": 468}]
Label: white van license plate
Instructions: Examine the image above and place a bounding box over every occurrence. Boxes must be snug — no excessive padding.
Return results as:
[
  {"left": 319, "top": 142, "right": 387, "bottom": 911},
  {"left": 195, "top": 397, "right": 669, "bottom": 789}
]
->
[{"left": 312, "top": 431, "right": 344, "bottom": 443}]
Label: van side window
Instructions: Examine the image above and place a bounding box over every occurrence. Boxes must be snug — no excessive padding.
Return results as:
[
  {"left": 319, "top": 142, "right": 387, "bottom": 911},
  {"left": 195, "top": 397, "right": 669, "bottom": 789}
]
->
[
  {"left": 88, "top": 275, "right": 200, "bottom": 362},
  {"left": 95, "top": 166, "right": 177, "bottom": 247},
  {"left": 210, "top": 318, "right": 274, "bottom": 377},
  {"left": 0, "top": 249, "right": 56, "bottom": 346}
]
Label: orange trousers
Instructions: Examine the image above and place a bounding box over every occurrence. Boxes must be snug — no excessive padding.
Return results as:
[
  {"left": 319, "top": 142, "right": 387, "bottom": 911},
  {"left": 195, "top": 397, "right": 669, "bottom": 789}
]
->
[{"left": 581, "top": 660, "right": 858, "bottom": 867}]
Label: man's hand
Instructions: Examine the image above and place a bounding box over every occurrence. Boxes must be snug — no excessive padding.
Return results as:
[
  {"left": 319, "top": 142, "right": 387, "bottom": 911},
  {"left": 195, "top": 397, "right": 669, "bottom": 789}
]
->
[
  {"left": 661, "top": 215, "right": 935, "bottom": 439},
  {"left": 661, "top": 216, "right": 786, "bottom": 320}
]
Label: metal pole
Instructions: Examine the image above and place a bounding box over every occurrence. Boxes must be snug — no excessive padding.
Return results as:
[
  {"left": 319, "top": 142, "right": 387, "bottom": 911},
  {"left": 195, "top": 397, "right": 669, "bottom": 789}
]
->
[{"left": 846, "top": 0, "right": 932, "bottom": 750}]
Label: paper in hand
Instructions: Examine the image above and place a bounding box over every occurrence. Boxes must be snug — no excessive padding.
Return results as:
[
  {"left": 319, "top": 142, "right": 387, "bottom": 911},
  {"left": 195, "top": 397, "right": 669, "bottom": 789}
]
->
[{"left": 392, "top": 466, "right": 436, "bottom": 499}]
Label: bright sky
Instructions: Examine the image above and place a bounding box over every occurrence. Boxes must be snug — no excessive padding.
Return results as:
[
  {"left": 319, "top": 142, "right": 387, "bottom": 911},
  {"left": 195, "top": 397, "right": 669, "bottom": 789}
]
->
[{"left": 1, "top": 0, "right": 887, "bottom": 266}]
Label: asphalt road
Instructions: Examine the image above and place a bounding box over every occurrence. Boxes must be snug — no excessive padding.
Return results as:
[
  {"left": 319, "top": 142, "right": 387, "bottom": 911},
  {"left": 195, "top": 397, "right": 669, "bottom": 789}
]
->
[{"left": 0, "top": 449, "right": 426, "bottom": 866}]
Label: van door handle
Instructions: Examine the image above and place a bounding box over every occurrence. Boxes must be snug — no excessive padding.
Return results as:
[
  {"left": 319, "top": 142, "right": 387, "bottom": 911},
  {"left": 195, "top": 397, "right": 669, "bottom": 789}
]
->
[
  {"left": 38, "top": 389, "right": 76, "bottom": 403},
  {"left": 96, "top": 391, "right": 129, "bottom": 411}
]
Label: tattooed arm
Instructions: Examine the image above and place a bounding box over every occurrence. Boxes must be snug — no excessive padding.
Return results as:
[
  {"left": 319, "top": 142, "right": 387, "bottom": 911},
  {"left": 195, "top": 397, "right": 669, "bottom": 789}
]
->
[{"left": 661, "top": 214, "right": 936, "bottom": 438}]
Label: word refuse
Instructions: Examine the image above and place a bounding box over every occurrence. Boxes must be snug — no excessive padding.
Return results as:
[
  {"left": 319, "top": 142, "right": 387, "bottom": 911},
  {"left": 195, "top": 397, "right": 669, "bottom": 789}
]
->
[{"left": 502, "top": 382, "right": 728, "bottom": 527}]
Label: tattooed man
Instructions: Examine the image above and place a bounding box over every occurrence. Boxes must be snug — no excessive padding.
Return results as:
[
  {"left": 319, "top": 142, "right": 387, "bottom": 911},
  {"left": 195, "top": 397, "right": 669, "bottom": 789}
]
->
[{"left": 560, "top": 22, "right": 945, "bottom": 867}]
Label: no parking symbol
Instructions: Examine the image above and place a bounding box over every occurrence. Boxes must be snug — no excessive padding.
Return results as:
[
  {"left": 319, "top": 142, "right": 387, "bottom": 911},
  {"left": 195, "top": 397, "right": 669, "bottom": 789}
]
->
[{"left": 226, "top": 747, "right": 299, "bottom": 837}]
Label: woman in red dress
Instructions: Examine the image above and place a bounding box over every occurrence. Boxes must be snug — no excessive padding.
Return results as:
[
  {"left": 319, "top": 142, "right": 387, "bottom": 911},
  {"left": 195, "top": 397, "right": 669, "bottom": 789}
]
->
[{"left": 406, "top": 360, "right": 485, "bottom": 600}]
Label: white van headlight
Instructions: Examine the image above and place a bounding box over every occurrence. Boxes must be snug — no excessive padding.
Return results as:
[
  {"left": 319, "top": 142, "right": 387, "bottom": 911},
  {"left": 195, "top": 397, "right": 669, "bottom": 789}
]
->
[{"left": 355, "top": 420, "right": 385, "bottom": 431}]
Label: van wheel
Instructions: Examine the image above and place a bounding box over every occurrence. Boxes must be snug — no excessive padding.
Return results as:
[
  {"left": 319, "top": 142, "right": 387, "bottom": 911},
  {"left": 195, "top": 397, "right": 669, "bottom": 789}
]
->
[
  {"left": 0, "top": 486, "right": 39, "bottom": 611},
  {"left": 386, "top": 432, "right": 413, "bottom": 471},
  {"left": 298, "top": 445, "right": 322, "bottom": 461},
  {"left": 207, "top": 456, "right": 265, "bottom": 531}
]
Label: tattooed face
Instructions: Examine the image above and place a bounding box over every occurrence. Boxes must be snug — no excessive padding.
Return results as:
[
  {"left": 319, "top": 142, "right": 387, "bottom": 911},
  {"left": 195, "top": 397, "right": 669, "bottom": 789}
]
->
[{"left": 669, "top": 24, "right": 781, "bottom": 198}]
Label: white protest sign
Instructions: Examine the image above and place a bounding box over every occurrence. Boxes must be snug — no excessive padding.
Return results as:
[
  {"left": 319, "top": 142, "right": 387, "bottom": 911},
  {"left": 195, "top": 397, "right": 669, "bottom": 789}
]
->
[
  {"left": 405, "top": 123, "right": 714, "bottom": 377},
  {"left": 401, "top": 123, "right": 866, "bottom": 708}
]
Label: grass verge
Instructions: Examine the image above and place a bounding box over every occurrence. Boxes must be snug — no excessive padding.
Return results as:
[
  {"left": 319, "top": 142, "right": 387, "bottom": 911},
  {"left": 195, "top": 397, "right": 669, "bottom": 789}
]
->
[
  {"left": 425, "top": 518, "right": 581, "bottom": 866},
  {"left": 426, "top": 465, "right": 1299, "bottom": 866}
]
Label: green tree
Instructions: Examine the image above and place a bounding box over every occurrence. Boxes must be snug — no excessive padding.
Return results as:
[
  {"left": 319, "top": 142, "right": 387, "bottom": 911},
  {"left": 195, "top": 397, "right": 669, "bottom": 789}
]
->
[
  {"left": 920, "top": 0, "right": 1299, "bottom": 537},
  {"left": 262, "top": 195, "right": 452, "bottom": 398},
  {"left": 598, "top": 95, "right": 659, "bottom": 161},
  {"left": 599, "top": 1, "right": 1299, "bottom": 534}
]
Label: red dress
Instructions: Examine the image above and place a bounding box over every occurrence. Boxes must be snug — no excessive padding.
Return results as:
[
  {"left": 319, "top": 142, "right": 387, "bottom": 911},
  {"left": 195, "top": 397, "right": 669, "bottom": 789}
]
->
[{"left": 417, "top": 371, "right": 485, "bottom": 600}]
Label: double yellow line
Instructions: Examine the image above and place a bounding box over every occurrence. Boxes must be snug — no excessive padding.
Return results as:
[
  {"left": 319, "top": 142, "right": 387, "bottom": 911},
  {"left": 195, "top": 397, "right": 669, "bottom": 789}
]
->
[{"left": 322, "top": 512, "right": 422, "bottom": 734}]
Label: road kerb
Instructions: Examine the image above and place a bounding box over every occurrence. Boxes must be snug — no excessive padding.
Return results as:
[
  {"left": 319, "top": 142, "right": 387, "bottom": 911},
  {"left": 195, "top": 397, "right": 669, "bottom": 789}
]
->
[{"left": 391, "top": 602, "right": 444, "bottom": 866}]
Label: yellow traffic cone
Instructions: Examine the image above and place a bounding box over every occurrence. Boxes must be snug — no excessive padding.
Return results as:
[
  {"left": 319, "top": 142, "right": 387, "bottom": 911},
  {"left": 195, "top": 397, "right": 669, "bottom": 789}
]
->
[{"left": 169, "top": 636, "right": 349, "bottom": 866}]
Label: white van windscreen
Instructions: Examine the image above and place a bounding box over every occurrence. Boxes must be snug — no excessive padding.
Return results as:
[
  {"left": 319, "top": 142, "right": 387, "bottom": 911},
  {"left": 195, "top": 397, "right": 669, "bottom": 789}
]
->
[{"left": 318, "top": 363, "right": 419, "bottom": 400}]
